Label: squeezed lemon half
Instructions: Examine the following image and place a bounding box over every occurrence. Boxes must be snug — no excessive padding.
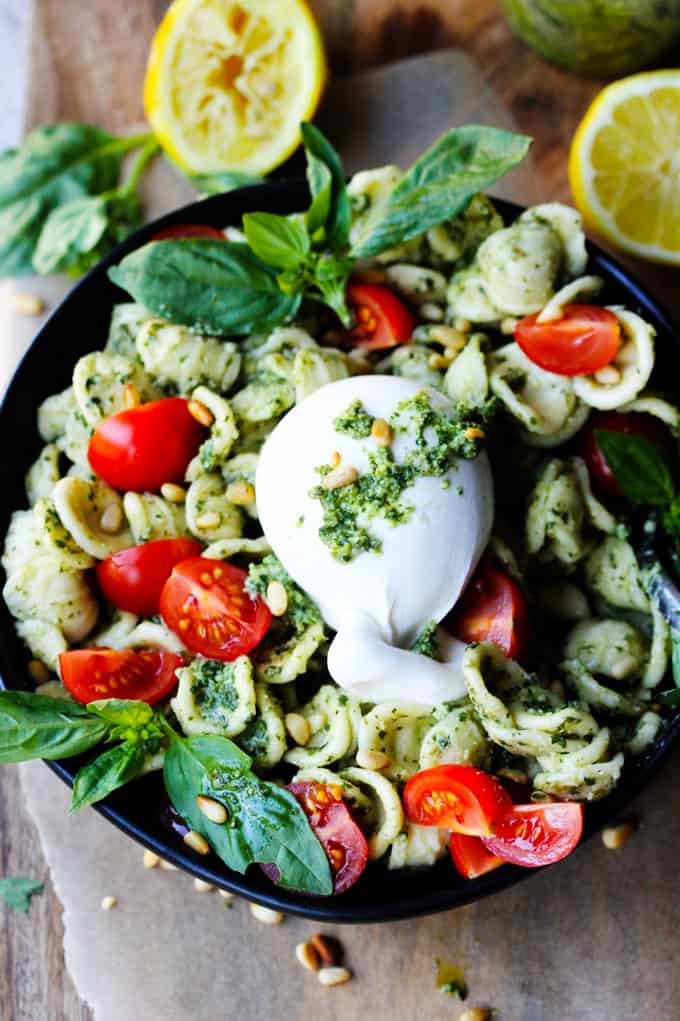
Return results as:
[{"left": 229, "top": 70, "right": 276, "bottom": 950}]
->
[
  {"left": 569, "top": 70, "right": 680, "bottom": 265},
  {"left": 144, "top": 0, "right": 327, "bottom": 176}
]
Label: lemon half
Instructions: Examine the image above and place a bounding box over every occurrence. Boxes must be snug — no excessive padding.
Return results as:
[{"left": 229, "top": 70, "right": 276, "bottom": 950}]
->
[
  {"left": 569, "top": 70, "right": 680, "bottom": 265},
  {"left": 144, "top": 0, "right": 327, "bottom": 176}
]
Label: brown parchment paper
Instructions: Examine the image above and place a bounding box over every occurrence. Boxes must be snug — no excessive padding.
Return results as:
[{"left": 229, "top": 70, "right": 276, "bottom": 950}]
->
[{"left": 10, "top": 51, "right": 539, "bottom": 1021}]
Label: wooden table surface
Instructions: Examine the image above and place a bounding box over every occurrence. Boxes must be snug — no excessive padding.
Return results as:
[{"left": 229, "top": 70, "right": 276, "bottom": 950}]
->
[{"left": 2, "top": 3, "right": 680, "bottom": 1019}]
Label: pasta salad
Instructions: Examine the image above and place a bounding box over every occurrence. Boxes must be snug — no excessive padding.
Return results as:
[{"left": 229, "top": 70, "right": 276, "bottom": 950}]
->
[{"left": 1, "top": 123, "right": 677, "bottom": 896}]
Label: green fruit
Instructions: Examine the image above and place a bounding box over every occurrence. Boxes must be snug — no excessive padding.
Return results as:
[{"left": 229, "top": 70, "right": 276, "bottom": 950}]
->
[{"left": 500, "top": 0, "right": 680, "bottom": 78}]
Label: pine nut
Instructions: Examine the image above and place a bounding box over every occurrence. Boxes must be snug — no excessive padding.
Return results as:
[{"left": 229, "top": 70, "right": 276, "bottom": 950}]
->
[
  {"left": 218, "top": 889, "right": 234, "bottom": 901},
  {"left": 197, "top": 795, "right": 228, "bottom": 825},
  {"left": 296, "top": 941, "right": 321, "bottom": 972},
  {"left": 99, "top": 503, "right": 123, "bottom": 534},
  {"left": 310, "top": 933, "right": 339, "bottom": 965},
  {"left": 266, "top": 579, "right": 288, "bottom": 617},
  {"left": 226, "top": 480, "right": 256, "bottom": 506},
  {"left": 188, "top": 399, "right": 214, "bottom": 428},
  {"left": 28, "top": 659, "right": 49, "bottom": 684},
  {"left": 498, "top": 767, "right": 528, "bottom": 785},
  {"left": 143, "top": 850, "right": 160, "bottom": 869},
  {"left": 355, "top": 749, "right": 391, "bottom": 771},
  {"left": 12, "top": 293, "right": 44, "bottom": 316},
  {"left": 318, "top": 966, "right": 352, "bottom": 987},
  {"left": 160, "top": 482, "right": 186, "bottom": 503},
  {"left": 159, "top": 859, "right": 178, "bottom": 871},
  {"left": 500, "top": 316, "right": 519, "bottom": 334},
  {"left": 430, "top": 326, "right": 466, "bottom": 352},
  {"left": 322, "top": 465, "right": 359, "bottom": 490},
  {"left": 329, "top": 450, "right": 341, "bottom": 469},
  {"left": 183, "top": 829, "right": 210, "bottom": 855},
  {"left": 593, "top": 364, "right": 621, "bottom": 385},
  {"left": 602, "top": 822, "right": 636, "bottom": 850},
  {"left": 285, "top": 712, "right": 311, "bottom": 746},
  {"left": 101, "top": 895, "right": 117, "bottom": 911},
  {"left": 193, "top": 878, "right": 214, "bottom": 893},
  {"left": 459, "top": 1010, "right": 491, "bottom": 1021},
  {"left": 428, "top": 352, "right": 452, "bottom": 370},
  {"left": 196, "top": 511, "right": 221, "bottom": 530},
  {"left": 122, "top": 382, "right": 140, "bottom": 409},
  {"left": 421, "top": 302, "right": 444, "bottom": 321},
  {"left": 371, "top": 418, "right": 393, "bottom": 447},
  {"left": 464, "top": 427, "right": 485, "bottom": 441},
  {"left": 454, "top": 317, "right": 472, "bottom": 334},
  {"left": 249, "top": 903, "right": 284, "bottom": 925}
]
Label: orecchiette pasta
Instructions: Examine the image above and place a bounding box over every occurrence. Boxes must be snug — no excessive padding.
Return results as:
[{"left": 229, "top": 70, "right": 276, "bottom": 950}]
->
[
  {"left": 283, "top": 685, "right": 358, "bottom": 768},
  {"left": 573, "top": 308, "right": 655, "bottom": 410},
  {"left": 357, "top": 702, "right": 434, "bottom": 782},
  {"left": 53, "top": 477, "right": 133, "bottom": 558},
  {"left": 136, "top": 319, "right": 241, "bottom": 394},
  {"left": 236, "top": 683, "right": 287, "bottom": 768},
  {"left": 172, "top": 656, "right": 256, "bottom": 738},
  {"left": 185, "top": 473, "right": 243, "bottom": 542},
  {"left": 123, "top": 491, "right": 190, "bottom": 544}
]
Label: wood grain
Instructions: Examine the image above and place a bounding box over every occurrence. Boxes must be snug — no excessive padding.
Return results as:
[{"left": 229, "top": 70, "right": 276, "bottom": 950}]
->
[{"left": 5, "top": 1, "right": 680, "bottom": 1018}]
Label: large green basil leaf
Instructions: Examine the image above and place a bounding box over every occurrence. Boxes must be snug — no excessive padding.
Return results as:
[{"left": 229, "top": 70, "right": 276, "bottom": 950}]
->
[
  {"left": 164, "top": 734, "right": 333, "bottom": 895},
  {"left": 71, "top": 741, "right": 147, "bottom": 812},
  {"left": 351, "top": 125, "right": 532, "bottom": 259},
  {"left": 595, "top": 430, "right": 675, "bottom": 506},
  {"left": 300, "top": 123, "right": 350, "bottom": 250},
  {"left": 32, "top": 192, "right": 142, "bottom": 276},
  {"left": 242, "top": 212, "right": 310, "bottom": 271},
  {"left": 109, "top": 240, "right": 301, "bottom": 336},
  {"left": 0, "top": 691, "right": 109, "bottom": 763},
  {"left": 0, "top": 877, "right": 44, "bottom": 913},
  {"left": 0, "top": 123, "right": 122, "bottom": 275},
  {"left": 305, "top": 153, "right": 333, "bottom": 236}
]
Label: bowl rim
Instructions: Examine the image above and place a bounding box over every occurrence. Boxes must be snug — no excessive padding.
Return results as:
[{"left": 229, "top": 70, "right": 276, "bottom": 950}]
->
[{"left": 2, "top": 179, "right": 680, "bottom": 924}]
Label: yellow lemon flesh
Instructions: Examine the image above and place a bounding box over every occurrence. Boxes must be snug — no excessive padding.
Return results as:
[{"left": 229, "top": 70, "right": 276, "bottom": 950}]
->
[
  {"left": 569, "top": 70, "right": 680, "bottom": 265},
  {"left": 144, "top": 0, "right": 327, "bottom": 176}
]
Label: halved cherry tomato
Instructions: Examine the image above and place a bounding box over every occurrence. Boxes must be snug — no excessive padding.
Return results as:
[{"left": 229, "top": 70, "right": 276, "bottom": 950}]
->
[
  {"left": 514, "top": 304, "right": 621, "bottom": 376},
  {"left": 481, "top": 802, "right": 583, "bottom": 867},
  {"left": 449, "top": 832, "right": 505, "bottom": 880},
  {"left": 96, "top": 538, "right": 203, "bottom": 616},
  {"left": 403, "top": 765, "right": 512, "bottom": 837},
  {"left": 160, "top": 557, "right": 271, "bottom": 661},
  {"left": 261, "top": 782, "right": 368, "bottom": 894},
  {"left": 345, "top": 281, "right": 416, "bottom": 350},
  {"left": 446, "top": 561, "right": 529, "bottom": 659},
  {"left": 581, "top": 411, "right": 672, "bottom": 498},
  {"left": 88, "top": 397, "right": 205, "bottom": 492},
  {"left": 152, "top": 223, "right": 225, "bottom": 241},
  {"left": 59, "top": 647, "right": 182, "bottom": 705}
]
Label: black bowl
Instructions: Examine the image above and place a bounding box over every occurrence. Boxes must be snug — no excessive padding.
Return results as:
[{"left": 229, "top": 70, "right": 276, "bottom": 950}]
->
[{"left": 2, "top": 181, "right": 680, "bottom": 923}]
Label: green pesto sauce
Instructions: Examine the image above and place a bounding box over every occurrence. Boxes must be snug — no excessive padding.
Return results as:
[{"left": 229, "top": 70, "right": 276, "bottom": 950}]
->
[
  {"left": 246, "top": 554, "right": 322, "bottom": 640},
  {"left": 237, "top": 717, "right": 269, "bottom": 759},
  {"left": 411, "top": 619, "right": 442, "bottom": 661},
  {"left": 311, "top": 391, "right": 493, "bottom": 563},
  {"left": 191, "top": 659, "right": 240, "bottom": 722},
  {"left": 333, "top": 399, "right": 374, "bottom": 438}
]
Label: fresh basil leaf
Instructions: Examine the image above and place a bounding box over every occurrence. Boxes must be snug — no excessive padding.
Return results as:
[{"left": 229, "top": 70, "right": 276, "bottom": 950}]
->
[
  {"left": 191, "top": 170, "right": 264, "bottom": 196},
  {"left": 71, "top": 741, "right": 147, "bottom": 812},
  {"left": 242, "top": 211, "right": 310, "bottom": 271},
  {"left": 312, "top": 253, "right": 353, "bottom": 326},
  {"left": 300, "top": 123, "right": 350, "bottom": 250},
  {"left": 109, "top": 240, "right": 300, "bottom": 336},
  {"left": 0, "top": 691, "right": 109, "bottom": 763},
  {"left": 351, "top": 125, "right": 531, "bottom": 259},
  {"left": 164, "top": 734, "right": 332, "bottom": 895},
  {"left": 32, "top": 191, "right": 142, "bottom": 276},
  {"left": 305, "top": 153, "right": 333, "bottom": 236},
  {"left": 0, "top": 123, "right": 123, "bottom": 275},
  {"left": 595, "top": 430, "right": 675, "bottom": 506},
  {"left": 87, "top": 698, "right": 165, "bottom": 747},
  {"left": 0, "top": 877, "right": 44, "bottom": 913}
]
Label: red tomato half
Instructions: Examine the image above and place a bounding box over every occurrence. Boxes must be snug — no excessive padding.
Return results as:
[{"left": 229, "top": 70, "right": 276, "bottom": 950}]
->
[
  {"left": 96, "top": 538, "right": 203, "bottom": 616},
  {"left": 403, "top": 765, "right": 512, "bottom": 837},
  {"left": 446, "top": 561, "right": 529, "bottom": 659},
  {"left": 481, "top": 802, "right": 583, "bottom": 868},
  {"left": 514, "top": 304, "right": 621, "bottom": 376},
  {"left": 580, "top": 411, "right": 672, "bottom": 498},
  {"left": 88, "top": 397, "right": 205, "bottom": 492},
  {"left": 59, "top": 647, "right": 182, "bottom": 705},
  {"left": 449, "top": 832, "right": 505, "bottom": 880},
  {"left": 152, "top": 224, "right": 225, "bottom": 241},
  {"left": 261, "top": 781, "right": 368, "bottom": 894},
  {"left": 160, "top": 557, "right": 271, "bottom": 661},
  {"left": 345, "top": 282, "right": 416, "bottom": 350}
]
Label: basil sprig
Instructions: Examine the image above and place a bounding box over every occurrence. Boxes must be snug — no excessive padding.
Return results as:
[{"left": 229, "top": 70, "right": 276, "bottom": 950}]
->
[
  {"left": 109, "top": 122, "right": 531, "bottom": 337},
  {"left": 594, "top": 431, "right": 675, "bottom": 506},
  {"left": 163, "top": 730, "right": 333, "bottom": 895},
  {"left": 0, "top": 876, "right": 44, "bottom": 913},
  {"left": 0, "top": 124, "right": 159, "bottom": 277}
]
